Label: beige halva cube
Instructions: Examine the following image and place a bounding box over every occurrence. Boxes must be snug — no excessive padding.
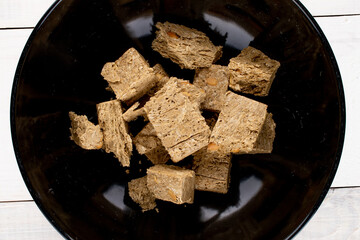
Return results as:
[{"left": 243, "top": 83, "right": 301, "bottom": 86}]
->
[
  {"left": 192, "top": 144, "right": 232, "bottom": 194},
  {"left": 152, "top": 22, "right": 223, "bottom": 69},
  {"left": 210, "top": 91, "right": 272, "bottom": 154},
  {"left": 147, "top": 165, "right": 195, "bottom": 204},
  {"left": 193, "top": 64, "right": 229, "bottom": 111},
  {"left": 144, "top": 78, "right": 211, "bottom": 162},
  {"left": 228, "top": 46, "right": 280, "bottom": 96},
  {"left": 96, "top": 100, "right": 133, "bottom": 167},
  {"left": 101, "top": 48, "right": 157, "bottom": 104}
]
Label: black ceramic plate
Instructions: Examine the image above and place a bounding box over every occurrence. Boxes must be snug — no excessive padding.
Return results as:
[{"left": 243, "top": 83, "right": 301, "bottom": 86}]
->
[{"left": 11, "top": 0, "right": 345, "bottom": 239}]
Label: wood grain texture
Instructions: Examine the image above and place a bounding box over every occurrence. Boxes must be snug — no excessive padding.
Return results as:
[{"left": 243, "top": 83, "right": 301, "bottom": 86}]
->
[
  {"left": 0, "top": 30, "right": 33, "bottom": 202},
  {"left": 301, "top": 0, "right": 360, "bottom": 16},
  {"left": 0, "top": 201, "right": 63, "bottom": 240},
  {"left": 0, "top": 0, "right": 54, "bottom": 28},
  {"left": 295, "top": 188, "right": 360, "bottom": 239}
]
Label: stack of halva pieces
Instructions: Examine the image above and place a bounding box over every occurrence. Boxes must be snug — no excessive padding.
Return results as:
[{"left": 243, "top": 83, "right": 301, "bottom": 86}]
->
[{"left": 69, "top": 21, "right": 280, "bottom": 212}]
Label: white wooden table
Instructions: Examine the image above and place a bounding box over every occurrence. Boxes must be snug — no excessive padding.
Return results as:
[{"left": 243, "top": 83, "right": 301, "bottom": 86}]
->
[{"left": 1, "top": 1, "right": 360, "bottom": 239}]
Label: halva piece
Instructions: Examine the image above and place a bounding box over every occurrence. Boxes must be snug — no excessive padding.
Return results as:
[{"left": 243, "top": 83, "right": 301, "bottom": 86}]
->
[
  {"left": 101, "top": 48, "right": 157, "bottom": 104},
  {"left": 193, "top": 64, "right": 229, "bottom": 111},
  {"left": 128, "top": 176, "right": 157, "bottom": 212},
  {"left": 210, "top": 91, "right": 269, "bottom": 154},
  {"left": 252, "top": 113, "right": 276, "bottom": 153},
  {"left": 69, "top": 111, "right": 103, "bottom": 150},
  {"left": 228, "top": 46, "right": 280, "bottom": 96},
  {"left": 96, "top": 100, "right": 133, "bottom": 167},
  {"left": 152, "top": 22, "right": 223, "bottom": 69},
  {"left": 134, "top": 123, "right": 170, "bottom": 165},
  {"left": 192, "top": 144, "right": 232, "bottom": 194},
  {"left": 147, "top": 165, "right": 195, "bottom": 204},
  {"left": 144, "top": 79, "right": 211, "bottom": 162}
]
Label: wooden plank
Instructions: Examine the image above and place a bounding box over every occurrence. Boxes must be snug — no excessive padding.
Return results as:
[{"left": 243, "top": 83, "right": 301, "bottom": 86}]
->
[
  {"left": 301, "top": 0, "right": 360, "bottom": 16},
  {"left": 0, "top": 0, "right": 359, "bottom": 29},
  {"left": 0, "top": 0, "right": 54, "bottom": 28},
  {"left": 0, "top": 201, "right": 63, "bottom": 240},
  {"left": 0, "top": 29, "right": 33, "bottom": 202},
  {"left": 315, "top": 16, "right": 360, "bottom": 187},
  {"left": 0, "top": 187, "right": 359, "bottom": 240},
  {"left": 295, "top": 187, "right": 360, "bottom": 239}
]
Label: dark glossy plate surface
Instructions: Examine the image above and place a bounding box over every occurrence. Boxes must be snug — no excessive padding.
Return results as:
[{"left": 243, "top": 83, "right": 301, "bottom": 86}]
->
[{"left": 11, "top": 0, "right": 345, "bottom": 239}]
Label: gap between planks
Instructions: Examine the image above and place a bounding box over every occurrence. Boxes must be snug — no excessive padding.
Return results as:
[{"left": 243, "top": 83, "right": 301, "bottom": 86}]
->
[
  {"left": 0, "top": 27, "right": 34, "bottom": 30},
  {"left": 313, "top": 13, "right": 360, "bottom": 18},
  {"left": 0, "top": 199, "right": 34, "bottom": 204}
]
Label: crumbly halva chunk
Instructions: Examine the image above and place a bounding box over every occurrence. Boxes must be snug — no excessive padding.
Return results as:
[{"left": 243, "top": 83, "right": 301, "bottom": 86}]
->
[
  {"left": 128, "top": 176, "right": 157, "bottom": 212},
  {"left": 101, "top": 48, "right": 157, "bottom": 104},
  {"left": 69, "top": 112, "right": 103, "bottom": 150},
  {"left": 152, "top": 22, "right": 223, "bottom": 69},
  {"left": 252, "top": 113, "right": 276, "bottom": 153},
  {"left": 96, "top": 100, "right": 133, "bottom": 167},
  {"left": 192, "top": 144, "right": 232, "bottom": 194},
  {"left": 193, "top": 65, "right": 229, "bottom": 111},
  {"left": 144, "top": 79, "right": 211, "bottom": 162},
  {"left": 147, "top": 165, "right": 195, "bottom": 204},
  {"left": 134, "top": 123, "right": 170, "bottom": 164},
  {"left": 228, "top": 46, "right": 280, "bottom": 96},
  {"left": 210, "top": 91, "right": 269, "bottom": 154}
]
